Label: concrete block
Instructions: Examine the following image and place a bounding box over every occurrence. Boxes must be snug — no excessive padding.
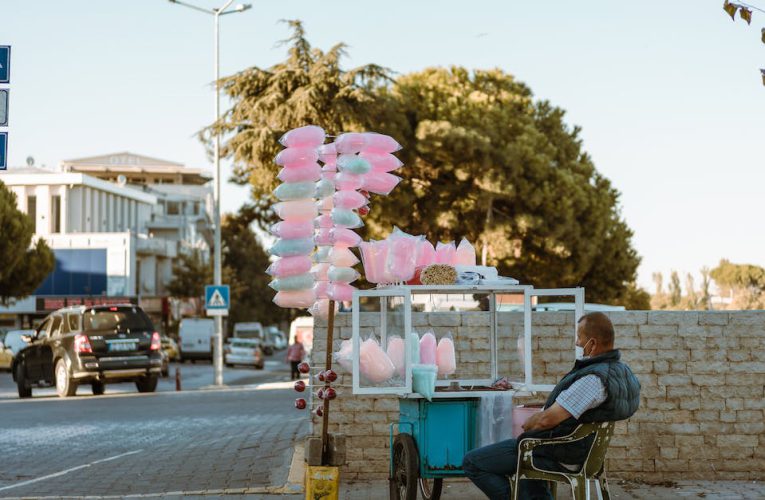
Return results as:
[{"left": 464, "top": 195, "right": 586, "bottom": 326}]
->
[
  {"left": 728, "top": 361, "right": 765, "bottom": 373},
  {"left": 463, "top": 312, "right": 490, "bottom": 326},
  {"left": 639, "top": 325, "right": 678, "bottom": 336},
  {"left": 734, "top": 422, "right": 765, "bottom": 434},
  {"left": 611, "top": 311, "right": 649, "bottom": 325},
  {"left": 428, "top": 312, "right": 461, "bottom": 327},
  {"left": 305, "top": 436, "right": 323, "bottom": 466},
  {"left": 728, "top": 311, "right": 765, "bottom": 326},
  {"left": 648, "top": 311, "right": 698, "bottom": 326},
  {"left": 735, "top": 410, "right": 764, "bottom": 422},
  {"left": 698, "top": 312, "right": 729, "bottom": 325}
]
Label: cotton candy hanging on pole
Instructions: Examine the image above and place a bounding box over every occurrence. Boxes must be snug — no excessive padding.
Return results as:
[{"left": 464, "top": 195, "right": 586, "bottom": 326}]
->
[
  {"left": 309, "top": 138, "right": 339, "bottom": 320},
  {"left": 268, "top": 126, "right": 327, "bottom": 310}
]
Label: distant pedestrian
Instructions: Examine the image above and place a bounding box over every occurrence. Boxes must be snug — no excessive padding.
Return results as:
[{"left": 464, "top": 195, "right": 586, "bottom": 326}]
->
[{"left": 286, "top": 340, "right": 306, "bottom": 380}]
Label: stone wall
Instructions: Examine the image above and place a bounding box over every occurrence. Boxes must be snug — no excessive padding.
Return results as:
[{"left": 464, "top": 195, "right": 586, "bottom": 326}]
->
[{"left": 309, "top": 311, "right": 765, "bottom": 481}]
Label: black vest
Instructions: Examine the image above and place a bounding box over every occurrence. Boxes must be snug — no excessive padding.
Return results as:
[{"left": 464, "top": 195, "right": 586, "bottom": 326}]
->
[{"left": 520, "top": 349, "right": 641, "bottom": 465}]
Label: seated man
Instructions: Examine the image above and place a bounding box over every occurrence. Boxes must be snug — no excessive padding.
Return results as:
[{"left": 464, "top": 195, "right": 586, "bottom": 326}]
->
[{"left": 463, "top": 312, "right": 640, "bottom": 500}]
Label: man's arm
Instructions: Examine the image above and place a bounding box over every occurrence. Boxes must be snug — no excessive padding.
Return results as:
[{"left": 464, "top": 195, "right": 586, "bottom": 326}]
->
[{"left": 521, "top": 403, "right": 572, "bottom": 432}]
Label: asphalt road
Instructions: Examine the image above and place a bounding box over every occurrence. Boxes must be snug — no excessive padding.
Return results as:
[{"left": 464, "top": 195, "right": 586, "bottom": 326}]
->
[{"left": 0, "top": 354, "right": 309, "bottom": 498}]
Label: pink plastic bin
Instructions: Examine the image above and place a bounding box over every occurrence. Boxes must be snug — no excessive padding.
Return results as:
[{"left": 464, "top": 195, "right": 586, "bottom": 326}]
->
[{"left": 512, "top": 404, "right": 544, "bottom": 438}]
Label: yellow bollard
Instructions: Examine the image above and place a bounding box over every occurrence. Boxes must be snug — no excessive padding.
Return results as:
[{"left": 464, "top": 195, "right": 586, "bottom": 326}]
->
[{"left": 305, "top": 465, "right": 339, "bottom": 500}]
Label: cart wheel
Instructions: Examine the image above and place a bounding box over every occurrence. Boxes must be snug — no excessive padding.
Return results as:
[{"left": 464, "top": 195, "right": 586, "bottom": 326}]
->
[
  {"left": 418, "top": 477, "right": 443, "bottom": 500},
  {"left": 390, "top": 433, "right": 418, "bottom": 500}
]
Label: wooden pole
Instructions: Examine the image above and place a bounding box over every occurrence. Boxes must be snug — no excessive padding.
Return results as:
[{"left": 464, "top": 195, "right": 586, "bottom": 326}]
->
[{"left": 321, "top": 299, "right": 336, "bottom": 465}]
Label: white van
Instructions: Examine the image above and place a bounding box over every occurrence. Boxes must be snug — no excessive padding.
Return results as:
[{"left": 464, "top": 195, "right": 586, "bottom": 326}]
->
[{"left": 179, "top": 318, "right": 215, "bottom": 361}]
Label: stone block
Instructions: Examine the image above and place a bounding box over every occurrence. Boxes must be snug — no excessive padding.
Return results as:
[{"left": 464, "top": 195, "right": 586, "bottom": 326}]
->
[
  {"left": 692, "top": 410, "right": 719, "bottom": 422},
  {"left": 412, "top": 313, "right": 428, "bottom": 327},
  {"left": 716, "top": 434, "right": 757, "bottom": 447},
  {"left": 690, "top": 374, "right": 725, "bottom": 386},
  {"left": 497, "top": 312, "right": 524, "bottom": 326},
  {"left": 532, "top": 312, "right": 572, "bottom": 326},
  {"left": 725, "top": 373, "right": 765, "bottom": 386},
  {"left": 659, "top": 447, "right": 678, "bottom": 459},
  {"left": 657, "top": 374, "right": 691, "bottom": 386},
  {"left": 648, "top": 311, "right": 698, "bottom": 326},
  {"left": 729, "top": 361, "right": 765, "bottom": 373},
  {"left": 654, "top": 459, "right": 689, "bottom": 472},
  {"left": 654, "top": 348, "right": 690, "bottom": 361},
  {"left": 359, "top": 314, "right": 381, "bottom": 327},
  {"left": 640, "top": 336, "right": 680, "bottom": 349},
  {"left": 428, "top": 312, "right": 461, "bottom": 327},
  {"left": 728, "top": 311, "right": 765, "bottom": 326},
  {"left": 698, "top": 312, "right": 729, "bottom": 326},
  {"left": 611, "top": 311, "right": 649, "bottom": 325},
  {"left": 690, "top": 348, "right": 728, "bottom": 362},
  {"left": 726, "top": 325, "right": 765, "bottom": 338},
  {"left": 687, "top": 361, "right": 728, "bottom": 374},
  {"left": 305, "top": 436, "right": 323, "bottom": 466},
  {"left": 678, "top": 398, "right": 701, "bottom": 410},
  {"left": 735, "top": 409, "right": 763, "bottom": 422},
  {"left": 726, "top": 398, "right": 744, "bottom": 410},
  {"left": 727, "top": 349, "right": 753, "bottom": 362},
  {"left": 666, "top": 423, "right": 700, "bottom": 434},
  {"left": 639, "top": 324, "right": 678, "bottom": 336},
  {"left": 463, "top": 312, "right": 490, "bottom": 326},
  {"left": 734, "top": 422, "right": 765, "bottom": 434}
]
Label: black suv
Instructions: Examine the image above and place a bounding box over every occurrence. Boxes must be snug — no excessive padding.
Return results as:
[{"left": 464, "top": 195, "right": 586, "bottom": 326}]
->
[{"left": 12, "top": 304, "right": 163, "bottom": 398}]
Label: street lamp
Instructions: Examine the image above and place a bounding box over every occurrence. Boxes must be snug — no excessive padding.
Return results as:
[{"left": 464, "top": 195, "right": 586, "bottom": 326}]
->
[{"left": 168, "top": 0, "right": 251, "bottom": 386}]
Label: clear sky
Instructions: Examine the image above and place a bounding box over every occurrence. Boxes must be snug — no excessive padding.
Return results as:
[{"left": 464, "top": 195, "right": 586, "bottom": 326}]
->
[{"left": 1, "top": 0, "right": 763, "bottom": 292}]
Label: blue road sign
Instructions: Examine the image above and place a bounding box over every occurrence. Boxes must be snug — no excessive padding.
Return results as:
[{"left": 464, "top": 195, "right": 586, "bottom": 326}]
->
[
  {"left": 0, "top": 133, "right": 7, "bottom": 170},
  {"left": 205, "top": 284, "right": 230, "bottom": 316},
  {"left": 0, "top": 46, "right": 9, "bottom": 84},
  {"left": 0, "top": 89, "right": 8, "bottom": 126}
]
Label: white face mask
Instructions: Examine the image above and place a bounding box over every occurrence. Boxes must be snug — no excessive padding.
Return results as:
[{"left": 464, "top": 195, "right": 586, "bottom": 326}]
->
[
  {"left": 575, "top": 346, "right": 585, "bottom": 360},
  {"left": 575, "top": 338, "right": 592, "bottom": 360}
]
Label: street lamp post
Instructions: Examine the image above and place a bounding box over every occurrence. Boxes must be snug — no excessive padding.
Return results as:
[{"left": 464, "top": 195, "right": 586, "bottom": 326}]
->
[{"left": 168, "top": 0, "right": 251, "bottom": 386}]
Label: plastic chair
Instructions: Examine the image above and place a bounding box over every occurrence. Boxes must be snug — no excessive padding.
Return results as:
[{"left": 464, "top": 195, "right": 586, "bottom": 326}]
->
[{"left": 511, "top": 421, "right": 615, "bottom": 500}]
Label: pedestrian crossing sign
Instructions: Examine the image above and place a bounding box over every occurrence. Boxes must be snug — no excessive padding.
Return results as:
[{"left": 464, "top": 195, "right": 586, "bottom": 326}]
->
[{"left": 205, "top": 285, "right": 230, "bottom": 316}]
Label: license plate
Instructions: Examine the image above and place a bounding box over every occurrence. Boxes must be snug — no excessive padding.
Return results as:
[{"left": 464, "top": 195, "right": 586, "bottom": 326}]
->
[{"left": 108, "top": 341, "right": 136, "bottom": 352}]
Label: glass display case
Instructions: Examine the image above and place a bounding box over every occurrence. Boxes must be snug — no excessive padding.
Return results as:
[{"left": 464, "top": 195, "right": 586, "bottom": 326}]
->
[{"left": 351, "top": 285, "right": 584, "bottom": 396}]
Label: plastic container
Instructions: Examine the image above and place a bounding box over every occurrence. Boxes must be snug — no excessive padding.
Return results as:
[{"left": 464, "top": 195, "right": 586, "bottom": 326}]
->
[{"left": 512, "top": 404, "right": 544, "bottom": 438}]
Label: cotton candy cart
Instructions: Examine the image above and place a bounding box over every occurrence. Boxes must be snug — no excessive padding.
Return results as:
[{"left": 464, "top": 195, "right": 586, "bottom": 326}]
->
[{"left": 350, "top": 284, "right": 584, "bottom": 500}]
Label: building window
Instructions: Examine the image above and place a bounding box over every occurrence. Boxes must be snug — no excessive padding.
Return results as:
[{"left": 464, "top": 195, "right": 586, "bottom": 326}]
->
[
  {"left": 52, "top": 195, "right": 62, "bottom": 233},
  {"left": 27, "top": 195, "right": 37, "bottom": 227},
  {"left": 166, "top": 201, "right": 180, "bottom": 215}
]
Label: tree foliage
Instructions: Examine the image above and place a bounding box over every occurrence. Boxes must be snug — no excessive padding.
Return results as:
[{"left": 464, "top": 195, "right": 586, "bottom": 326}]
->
[
  {"left": 206, "top": 22, "right": 645, "bottom": 308},
  {"left": 0, "top": 181, "right": 55, "bottom": 305},
  {"left": 710, "top": 259, "right": 765, "bottom": 309},
  {"left": 165, "top": 211, "right": 291, "bottom": 329}
]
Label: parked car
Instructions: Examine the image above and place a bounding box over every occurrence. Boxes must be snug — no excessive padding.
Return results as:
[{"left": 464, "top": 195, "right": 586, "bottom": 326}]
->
[
  {"left": 178, "top": 318, "right": 215, "bottom": 362},
  {"left": 158, "top": 336, "right": 178, "bottom": 377},
  {"left": 265, "top": 326, "right": 287, "bottom": 350},
  {"left": 161, "top": 335, "right": 179, "bottom": 361},
  {"left": 233, "top": 322, "right": 271, "bottom": 355},
  {"left": 224, "top": 338, "right": 264, "bottom": 369},
  {"left": 11, "top": 305, "right": 163, "bottom": 398},
  {"left": 0, "top": 337, "right": 12, "bottom": 371}
]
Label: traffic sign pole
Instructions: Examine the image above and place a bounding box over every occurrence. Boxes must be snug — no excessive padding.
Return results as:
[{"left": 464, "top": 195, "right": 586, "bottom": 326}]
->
[{"left": 205, "top": 284, "right": 230, "bottom": 386}]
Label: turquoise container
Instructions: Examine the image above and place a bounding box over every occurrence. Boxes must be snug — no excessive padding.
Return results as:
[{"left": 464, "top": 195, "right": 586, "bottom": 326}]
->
[{"left": 397, "top": 398, "right": 478, "bottom": 478}]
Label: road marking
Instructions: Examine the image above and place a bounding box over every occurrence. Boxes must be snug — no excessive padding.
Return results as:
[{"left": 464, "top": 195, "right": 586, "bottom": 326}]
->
[{"left": 0, "top": 450, "right": 142, "bottom": 492}]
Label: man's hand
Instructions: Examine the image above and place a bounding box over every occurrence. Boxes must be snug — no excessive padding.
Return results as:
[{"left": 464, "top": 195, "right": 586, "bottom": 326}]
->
[{"left": 521, "top": 403, "right": 573, "bottom": 432}]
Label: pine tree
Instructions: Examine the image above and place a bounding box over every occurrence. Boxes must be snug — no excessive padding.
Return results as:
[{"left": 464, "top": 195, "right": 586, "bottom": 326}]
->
[{"left": 0, "top": 180, "right": 55, "bottom": 304}]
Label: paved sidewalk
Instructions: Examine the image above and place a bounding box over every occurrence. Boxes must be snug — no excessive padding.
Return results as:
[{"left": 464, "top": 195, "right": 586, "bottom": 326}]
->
[{"left": 338, "top": 478, "right": 765, "bottom": 499}]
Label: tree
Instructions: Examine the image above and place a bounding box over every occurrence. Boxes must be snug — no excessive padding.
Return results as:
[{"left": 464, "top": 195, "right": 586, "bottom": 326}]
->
[
  {"left": 710, "top": 259, "right": 765, "bottom": 309},
  {"left": 668, "top": 271, "right": 682, "bottom": 307},
  {"left": 208, "top": 23, "right": 644, "bottom": 307},
  {"left": 699, "top": 267, "right": 712, "bottom": 310},
  {"left": 202, "top": 20, "right": 397, "bottom": 229},
  {"left": 0, "top": 180, "right": 54, "bottom": 305},
  {"left": 165, "top": 210, "right": 291, "bottom": 328},
  {"left": 222, "top": 210, "right": 292, "bottom": 330},
  {"left": 376, "top": 67, "right": 643, "bottom": 306}
]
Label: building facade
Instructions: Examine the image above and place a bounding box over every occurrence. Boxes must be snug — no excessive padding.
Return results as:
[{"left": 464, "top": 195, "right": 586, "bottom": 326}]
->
[{"left": 0, "top": 153, "right": 213, "bottom": 329}]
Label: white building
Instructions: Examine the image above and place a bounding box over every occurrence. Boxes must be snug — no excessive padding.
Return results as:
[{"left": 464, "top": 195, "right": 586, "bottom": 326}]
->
[{"left": 0, "top": 153, "right": 213, "bottom": 328}]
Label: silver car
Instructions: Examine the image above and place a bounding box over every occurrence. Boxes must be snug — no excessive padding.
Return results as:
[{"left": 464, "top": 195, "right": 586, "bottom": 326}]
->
[{"left": 224, "top": 338, "right": 264, "bottom": 369}]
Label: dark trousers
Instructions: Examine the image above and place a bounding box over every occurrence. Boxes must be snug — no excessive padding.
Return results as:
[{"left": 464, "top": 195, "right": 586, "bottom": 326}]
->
[
  {"left": 290, "top": 361, "right": 300, "bottom": 380},
  {"left": 462, "top": 438, "right": 569, "bottom": 500}
]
